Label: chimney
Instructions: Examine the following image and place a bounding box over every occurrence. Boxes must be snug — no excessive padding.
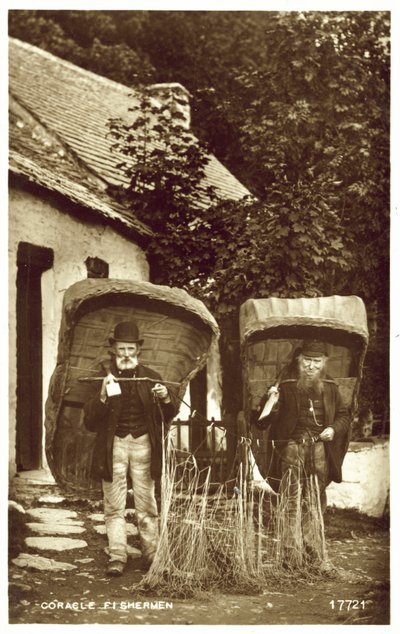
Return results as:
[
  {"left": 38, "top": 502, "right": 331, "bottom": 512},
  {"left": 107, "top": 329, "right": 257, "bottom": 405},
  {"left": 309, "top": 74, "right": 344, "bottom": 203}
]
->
[{"left": 147, "top": 83, "right": 191, "bottom": 130}]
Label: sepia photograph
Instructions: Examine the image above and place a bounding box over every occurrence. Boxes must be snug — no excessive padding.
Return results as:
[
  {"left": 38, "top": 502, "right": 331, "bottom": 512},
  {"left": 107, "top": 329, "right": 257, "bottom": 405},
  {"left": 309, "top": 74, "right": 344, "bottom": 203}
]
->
[{"left": 5, "top": 2, "right": 395, "bottom": 629}]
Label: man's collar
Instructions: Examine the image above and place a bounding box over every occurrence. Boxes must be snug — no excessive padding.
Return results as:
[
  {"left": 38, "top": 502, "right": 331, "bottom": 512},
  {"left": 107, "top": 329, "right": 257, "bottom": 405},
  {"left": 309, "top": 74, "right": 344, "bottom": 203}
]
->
[{"left": 115, "top": 368, "right": 138, "bottom": 378}]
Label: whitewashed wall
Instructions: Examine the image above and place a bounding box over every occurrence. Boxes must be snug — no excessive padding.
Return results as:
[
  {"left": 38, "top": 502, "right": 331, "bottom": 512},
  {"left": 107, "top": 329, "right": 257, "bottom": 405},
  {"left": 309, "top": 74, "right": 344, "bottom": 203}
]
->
[
  {"left": 327, "top": 439, "right": 389, "bottom": 517},
  {"left": 9, "top": 186, "right": 149, "bottom": 475}
]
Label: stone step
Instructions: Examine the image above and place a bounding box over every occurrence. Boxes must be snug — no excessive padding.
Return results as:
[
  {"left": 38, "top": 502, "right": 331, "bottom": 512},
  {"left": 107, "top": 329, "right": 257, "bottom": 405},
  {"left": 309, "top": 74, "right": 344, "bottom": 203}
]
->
[
  {"left": 12, "top": 553, "right": 78, "bottom": 571},
  {"left": 27, "top": 508, "right": 78, "bottom": 522},
  {"left": 26, "top": 522, "right": 86, "bottom": 536},
  {"left": 37, "top": 495, "right": 66, "bottom": 504},
  {"left": 25, "top": 537, "right": 88, "bottom": 551}
]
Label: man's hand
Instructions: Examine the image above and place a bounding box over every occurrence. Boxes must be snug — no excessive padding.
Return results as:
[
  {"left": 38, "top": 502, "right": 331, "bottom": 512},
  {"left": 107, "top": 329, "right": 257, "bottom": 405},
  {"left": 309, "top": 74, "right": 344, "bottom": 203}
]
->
[
  {"left": 152, "top": 383, "right": 170, "bottom": 402},
  {"left": 319, "top": 426, "right": 335, "bottom": 442}
]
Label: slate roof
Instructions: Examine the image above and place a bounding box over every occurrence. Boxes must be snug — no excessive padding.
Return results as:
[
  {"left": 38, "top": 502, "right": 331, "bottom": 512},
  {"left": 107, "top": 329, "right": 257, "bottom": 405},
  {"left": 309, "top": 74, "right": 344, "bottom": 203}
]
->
[{"left": 9, "top": 37, "right": 250, "bottom": 237}]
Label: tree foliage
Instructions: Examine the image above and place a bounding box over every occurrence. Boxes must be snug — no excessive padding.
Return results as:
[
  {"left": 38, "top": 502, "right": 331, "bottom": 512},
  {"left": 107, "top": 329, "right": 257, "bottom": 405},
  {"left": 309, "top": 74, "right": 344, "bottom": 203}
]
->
[
  {"left": 227, "top": 12, "right": 390, "bottom": 306},
  {"left": 8, "top": 10, "right": 155, "bottom": 84},
  {"left": 107, "top": 86, "right": 220, "bottom": 292}
]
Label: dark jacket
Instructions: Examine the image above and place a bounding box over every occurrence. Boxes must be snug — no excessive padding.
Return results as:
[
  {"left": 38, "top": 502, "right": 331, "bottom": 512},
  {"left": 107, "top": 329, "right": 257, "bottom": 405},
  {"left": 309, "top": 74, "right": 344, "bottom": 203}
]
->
[
  {"left": 83, "top": 362, "right": 179, "bottom": 482},
  {"left": 253, "top": 377, "right": 350, "bottom": 484}
]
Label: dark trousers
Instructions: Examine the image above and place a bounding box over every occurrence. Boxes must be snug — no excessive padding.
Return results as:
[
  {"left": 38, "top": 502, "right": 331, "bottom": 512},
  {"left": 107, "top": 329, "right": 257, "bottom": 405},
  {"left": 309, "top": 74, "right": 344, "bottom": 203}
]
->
[{"left": 277, "top": 440, "right": 329, "bottom": 566}]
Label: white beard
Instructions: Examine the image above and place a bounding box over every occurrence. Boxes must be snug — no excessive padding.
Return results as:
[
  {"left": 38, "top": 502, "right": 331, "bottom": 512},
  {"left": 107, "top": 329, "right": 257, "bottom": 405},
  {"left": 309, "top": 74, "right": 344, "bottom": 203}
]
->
[
  {"left": 115, "top": 356, "right": 138, "bottom": 371},
  {"left": 297, "top": 366, "right": 325, "bottom": 394}
]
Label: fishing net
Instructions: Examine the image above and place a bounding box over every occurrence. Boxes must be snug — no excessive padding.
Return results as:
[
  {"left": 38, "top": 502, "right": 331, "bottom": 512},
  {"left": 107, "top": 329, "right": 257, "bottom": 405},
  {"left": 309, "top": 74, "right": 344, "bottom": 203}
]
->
[{"left": 135, "top": 430, "right": 332, "bottom": 598}]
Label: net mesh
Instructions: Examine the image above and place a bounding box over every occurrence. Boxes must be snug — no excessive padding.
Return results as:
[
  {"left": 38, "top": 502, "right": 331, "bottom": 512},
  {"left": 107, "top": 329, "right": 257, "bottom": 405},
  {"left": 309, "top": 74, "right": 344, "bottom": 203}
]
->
[{"left": 133, "top": 430, "right": 333, "bottom": 598}]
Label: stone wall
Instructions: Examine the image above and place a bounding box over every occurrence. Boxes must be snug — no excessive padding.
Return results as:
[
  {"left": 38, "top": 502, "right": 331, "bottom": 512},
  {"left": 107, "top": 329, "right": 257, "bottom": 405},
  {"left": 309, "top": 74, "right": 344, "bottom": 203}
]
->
[{"left": 327, "top": 438, "right": 389, "bottom": 517}]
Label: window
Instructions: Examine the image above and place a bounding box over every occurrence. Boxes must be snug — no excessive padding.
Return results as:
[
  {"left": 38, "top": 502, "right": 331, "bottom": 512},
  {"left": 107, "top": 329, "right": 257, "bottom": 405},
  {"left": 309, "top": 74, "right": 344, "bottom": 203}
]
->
[{"left": 85, "top": 256, "right": 109, "bottom": 279}]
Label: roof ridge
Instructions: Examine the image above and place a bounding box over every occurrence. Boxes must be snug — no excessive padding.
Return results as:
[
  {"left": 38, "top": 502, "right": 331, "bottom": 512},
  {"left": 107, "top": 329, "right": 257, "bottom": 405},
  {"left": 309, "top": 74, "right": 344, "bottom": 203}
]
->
[{"left": 9, "top": 37, "right": 189, "bottom": 98}]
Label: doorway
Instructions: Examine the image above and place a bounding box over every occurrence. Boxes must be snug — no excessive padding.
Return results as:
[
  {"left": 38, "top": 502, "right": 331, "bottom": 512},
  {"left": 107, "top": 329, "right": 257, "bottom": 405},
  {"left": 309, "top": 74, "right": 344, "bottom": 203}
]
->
[{"left": 16, "top": 242, "right": 53, "bottom": 471}]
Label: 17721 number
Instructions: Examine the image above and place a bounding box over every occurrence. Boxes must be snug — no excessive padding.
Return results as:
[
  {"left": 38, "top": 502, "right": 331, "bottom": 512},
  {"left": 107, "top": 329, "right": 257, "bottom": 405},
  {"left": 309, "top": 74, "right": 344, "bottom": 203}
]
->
[{"left": 330, "top": 600, "right": 366, "bottom": 611}]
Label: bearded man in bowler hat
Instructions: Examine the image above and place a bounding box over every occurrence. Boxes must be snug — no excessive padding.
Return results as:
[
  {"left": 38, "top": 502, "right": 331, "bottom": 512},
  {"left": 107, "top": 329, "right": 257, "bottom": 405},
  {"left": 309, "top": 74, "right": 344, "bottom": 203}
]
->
[
  {"left": 253, "top": 339, "right": 350, "bottom": 570},
  {"left": 84, "top": 320, "right": 179, "bottom": 576}
]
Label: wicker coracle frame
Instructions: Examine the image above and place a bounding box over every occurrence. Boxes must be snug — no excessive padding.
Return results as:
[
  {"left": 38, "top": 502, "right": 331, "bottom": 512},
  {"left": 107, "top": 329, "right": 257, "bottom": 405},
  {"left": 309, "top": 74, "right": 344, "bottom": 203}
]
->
[{"left": 44, "top": 279, "right": 219, "bottom": 494}]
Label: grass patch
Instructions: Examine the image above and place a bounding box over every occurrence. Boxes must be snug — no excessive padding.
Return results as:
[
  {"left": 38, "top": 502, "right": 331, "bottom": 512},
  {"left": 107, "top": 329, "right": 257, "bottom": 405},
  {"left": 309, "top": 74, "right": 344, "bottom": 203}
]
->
[{"left": 324, "top": 507, "right": 389, "bottom": 539}]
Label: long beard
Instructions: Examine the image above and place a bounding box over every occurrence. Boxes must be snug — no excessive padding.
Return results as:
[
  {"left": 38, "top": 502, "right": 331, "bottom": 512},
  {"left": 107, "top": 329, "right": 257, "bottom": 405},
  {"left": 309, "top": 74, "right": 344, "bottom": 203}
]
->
[
  {"left": 296, "top": 367, "right": 325, "bottom": 395},
  {"left": 115, "top": 356, "right": 138, "bottom": 371}
]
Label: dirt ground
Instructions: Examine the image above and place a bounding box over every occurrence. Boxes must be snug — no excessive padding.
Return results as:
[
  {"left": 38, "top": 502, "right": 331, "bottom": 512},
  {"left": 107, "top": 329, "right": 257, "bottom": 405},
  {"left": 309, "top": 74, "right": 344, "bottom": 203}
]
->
[{"left": 8, "top": 477, "right": 390, "bottom": 626}]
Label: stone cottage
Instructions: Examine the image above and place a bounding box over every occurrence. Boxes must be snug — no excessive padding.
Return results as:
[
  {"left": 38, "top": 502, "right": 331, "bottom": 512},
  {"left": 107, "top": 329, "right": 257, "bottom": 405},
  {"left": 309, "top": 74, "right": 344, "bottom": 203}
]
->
[{"left": 8, "top": 37, "right": 250, "bottom": 477}]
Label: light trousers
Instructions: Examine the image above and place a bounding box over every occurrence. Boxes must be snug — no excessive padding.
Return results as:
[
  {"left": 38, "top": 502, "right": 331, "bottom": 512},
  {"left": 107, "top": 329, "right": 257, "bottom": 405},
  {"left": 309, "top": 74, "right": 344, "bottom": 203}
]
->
[{"left": 102, "top": 433, "right": 159, "bottom": 564}]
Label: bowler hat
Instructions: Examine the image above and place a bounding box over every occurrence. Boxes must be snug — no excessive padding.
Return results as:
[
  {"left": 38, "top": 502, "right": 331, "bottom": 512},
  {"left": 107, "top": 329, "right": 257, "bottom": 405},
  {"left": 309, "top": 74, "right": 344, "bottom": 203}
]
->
[
  {"left": 301, "top": 339, "right": 328, "bottom": 357},
  {"left": 109, "top": 321, "right": 144, "bottom": 345}
]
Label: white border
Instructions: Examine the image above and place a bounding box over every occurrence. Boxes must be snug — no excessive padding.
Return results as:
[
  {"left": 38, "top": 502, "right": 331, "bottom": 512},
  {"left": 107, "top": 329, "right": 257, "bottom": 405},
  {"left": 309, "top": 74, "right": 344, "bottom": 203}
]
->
[{"left": 2, "top": 2, "right": 398, "bottom": 633}]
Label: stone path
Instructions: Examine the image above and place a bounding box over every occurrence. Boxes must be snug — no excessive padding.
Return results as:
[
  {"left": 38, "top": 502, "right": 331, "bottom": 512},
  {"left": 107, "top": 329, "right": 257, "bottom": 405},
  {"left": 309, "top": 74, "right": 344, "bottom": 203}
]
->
[{"left": 11, "top": 494, "right": 141, "bottom": 573}]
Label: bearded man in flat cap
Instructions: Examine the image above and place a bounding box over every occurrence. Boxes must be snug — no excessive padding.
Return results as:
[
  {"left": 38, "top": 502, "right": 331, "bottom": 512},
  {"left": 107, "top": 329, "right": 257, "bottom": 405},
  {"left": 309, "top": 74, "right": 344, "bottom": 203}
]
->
[
  {"left": 253, "top": 340, "right": 350, "bottom": 570},
  {"left": 84, "top": 320, "right": 179, "bottom": 577}
]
